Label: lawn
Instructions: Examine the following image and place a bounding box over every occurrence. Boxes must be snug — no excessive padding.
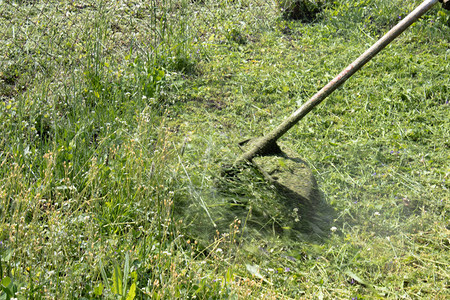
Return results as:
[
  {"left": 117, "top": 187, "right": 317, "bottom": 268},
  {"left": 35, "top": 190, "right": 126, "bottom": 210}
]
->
[{"left": 0, "top": 0, "right": 449, "bottom": 298}]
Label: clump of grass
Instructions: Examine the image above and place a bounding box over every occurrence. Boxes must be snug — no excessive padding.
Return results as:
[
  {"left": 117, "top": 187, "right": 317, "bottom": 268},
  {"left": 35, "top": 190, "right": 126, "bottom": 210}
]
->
[{"left": 277, "top": 0, "right": 328, "bottom": 21}]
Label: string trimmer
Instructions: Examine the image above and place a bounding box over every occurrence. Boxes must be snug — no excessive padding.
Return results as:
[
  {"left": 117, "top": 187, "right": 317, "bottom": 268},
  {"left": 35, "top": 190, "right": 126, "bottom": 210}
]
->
[{"left": 231, "top": 0, "right": 445, "bottom": 204}]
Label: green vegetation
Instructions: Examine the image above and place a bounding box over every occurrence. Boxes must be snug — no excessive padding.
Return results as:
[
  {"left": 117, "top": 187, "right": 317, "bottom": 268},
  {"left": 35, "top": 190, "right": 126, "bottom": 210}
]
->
[
  {"left": 277, "top": 0, "right": 328, "bottom": 21},
  {"left": 0, "top": 0, "right": 448, "bottom": 298}
]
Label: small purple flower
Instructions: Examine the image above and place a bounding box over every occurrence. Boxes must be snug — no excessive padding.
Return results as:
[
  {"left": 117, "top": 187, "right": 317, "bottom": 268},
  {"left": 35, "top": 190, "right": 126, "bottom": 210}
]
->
[{"left": 285, "top": 267, "right": 290, "bottom": 272}]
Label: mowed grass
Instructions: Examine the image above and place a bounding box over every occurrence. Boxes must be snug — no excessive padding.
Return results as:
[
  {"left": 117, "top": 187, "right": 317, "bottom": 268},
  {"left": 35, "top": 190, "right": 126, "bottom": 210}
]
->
[{"left": 0, "top": 0, "right": 449, "bottom": 298}]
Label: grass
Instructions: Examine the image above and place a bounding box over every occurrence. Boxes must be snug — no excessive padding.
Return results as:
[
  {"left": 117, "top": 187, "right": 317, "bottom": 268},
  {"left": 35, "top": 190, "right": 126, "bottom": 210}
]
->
[{"left": 0, "top": 0, "right": 449, "bottom": 298}]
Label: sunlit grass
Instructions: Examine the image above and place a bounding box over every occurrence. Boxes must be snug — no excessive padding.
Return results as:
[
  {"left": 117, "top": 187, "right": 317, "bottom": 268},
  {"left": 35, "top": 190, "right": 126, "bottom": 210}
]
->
[{"left": 0, "top": 0, "right": 449, "bottom": 298}]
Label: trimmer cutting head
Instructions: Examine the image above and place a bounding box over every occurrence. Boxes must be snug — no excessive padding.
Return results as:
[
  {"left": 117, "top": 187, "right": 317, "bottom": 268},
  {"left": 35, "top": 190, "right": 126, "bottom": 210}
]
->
[{"left": 238, "top": 139, "right": 320, "bottom": 206}]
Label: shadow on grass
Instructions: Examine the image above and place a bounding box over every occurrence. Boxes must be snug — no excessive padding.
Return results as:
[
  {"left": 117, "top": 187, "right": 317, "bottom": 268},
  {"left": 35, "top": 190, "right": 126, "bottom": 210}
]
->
[
  {"left": 257, "top": 154, "right": 335, "bottom": 241},
  {"left": 217, "top": 142, "right": 335, "bottom": 242}
]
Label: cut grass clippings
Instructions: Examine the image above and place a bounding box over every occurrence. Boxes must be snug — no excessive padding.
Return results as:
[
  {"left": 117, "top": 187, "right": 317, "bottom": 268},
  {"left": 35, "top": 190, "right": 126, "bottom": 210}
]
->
[{"left": 0, "top": 0, "right": 449, "bottom": 298}]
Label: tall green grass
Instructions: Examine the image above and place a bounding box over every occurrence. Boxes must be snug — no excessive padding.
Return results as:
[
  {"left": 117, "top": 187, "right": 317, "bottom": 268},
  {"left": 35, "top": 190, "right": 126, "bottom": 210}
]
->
[
  {"left": 0, "top": 0, "right": 449, "bottom": 298},
  {"left": 0, "top": 0, "right": 198, "bottom": 298}
]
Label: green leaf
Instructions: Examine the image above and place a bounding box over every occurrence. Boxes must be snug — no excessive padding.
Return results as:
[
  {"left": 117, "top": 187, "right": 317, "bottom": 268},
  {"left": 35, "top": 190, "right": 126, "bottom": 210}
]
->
[
  {"left": 1, "top": 277, "right": 11, "bottom": 288},
  {"left": 344, "top": 270, "right": 388, "bottom": 296},
  {"left": 125, "top": 282, "right": 136, "bottom": 300},
  {"left": 98, "top": 259, "right": 111, "bottom": 292},
  {"left": 245, "top": 264, "right": 272, "bottom": 285},
  {"left": 225, "top": 267, "right": 233, "bottom": 284},
  {"left": 1, "top": 249, "right": 13, "bottom": 262},
  {"left": 245, "top": 264, "right": 263, "bottom": 280},
  {"left": 93, "top": 282, "right": 103, "bottom": 296},
  {"left": 122, "top": 253, "right": 130, "bottom": 298},
  {"left": 112, "top": 263, "right": 123, "bottom": 295},
  {"left": 130, "top": 271, "right": 137, "bottom": 281},
  {"left": 1, "top": 276, "right": 13, "bottom": 298},
  {"left": 344, "top": 270, "right": 368, "bottom": 286}
]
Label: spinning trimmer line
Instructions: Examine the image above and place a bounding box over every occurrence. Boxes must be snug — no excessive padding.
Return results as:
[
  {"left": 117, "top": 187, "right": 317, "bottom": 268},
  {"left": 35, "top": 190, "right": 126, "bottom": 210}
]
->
[{"left": 233, "top": 0, "right": 442, "bottom": 203}]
